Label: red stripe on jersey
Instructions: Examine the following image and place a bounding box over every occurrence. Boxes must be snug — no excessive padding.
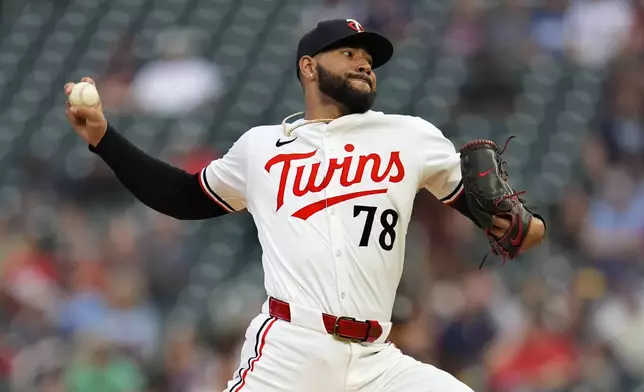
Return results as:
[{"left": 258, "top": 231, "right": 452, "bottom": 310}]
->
[
  {"left": 443, "top": 186, "right": 464, "bottom": 205},
  {"left": 233, "top": 318, "right": 278, "bottom": 391},
  {"left": 292, "top": 188, "right": 387, "bottom": 220}
]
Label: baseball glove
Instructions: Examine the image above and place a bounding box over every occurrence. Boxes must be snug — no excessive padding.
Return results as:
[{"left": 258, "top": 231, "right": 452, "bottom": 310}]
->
[{"left": 459, "top": 137, "right": 536, "bottom": 268}]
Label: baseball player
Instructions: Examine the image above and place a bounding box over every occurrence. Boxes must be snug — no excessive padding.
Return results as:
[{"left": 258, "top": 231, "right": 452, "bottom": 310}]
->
[{"left": 64, "top": 19, "right": 545, "bottom": 392}]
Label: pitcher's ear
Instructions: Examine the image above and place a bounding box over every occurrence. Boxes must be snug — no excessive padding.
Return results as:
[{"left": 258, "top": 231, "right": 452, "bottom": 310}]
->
[{"left": 299, "top": 56, "right": 316, "bottom": 80}]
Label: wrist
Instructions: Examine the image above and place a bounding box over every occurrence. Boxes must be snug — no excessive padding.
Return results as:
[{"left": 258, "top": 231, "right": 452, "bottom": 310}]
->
[
  {"left": 518, "top": 217, "right": 545, "bottom": 253},
  {"left": 90, "top": 123, "right": 109, "bottom": 148},
  {"left": 532, "top": 215, "right": 546, "bottom": 240},
  {"left": 527, "top": 217, "right": 546, "bottom": 244},
  {"left": 88, "top": 123, "right": 112, "bottom": 153}
]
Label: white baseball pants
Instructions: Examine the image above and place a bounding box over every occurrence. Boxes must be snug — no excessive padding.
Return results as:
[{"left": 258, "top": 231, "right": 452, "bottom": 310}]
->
[{"left": 223, "top": 302, "right": 474, "bottom": 392}]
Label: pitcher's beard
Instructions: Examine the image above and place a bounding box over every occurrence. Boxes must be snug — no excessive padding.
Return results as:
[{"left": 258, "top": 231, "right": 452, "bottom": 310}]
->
[{"left": 316, "top": 63, "right": 376, "bottom": 115}]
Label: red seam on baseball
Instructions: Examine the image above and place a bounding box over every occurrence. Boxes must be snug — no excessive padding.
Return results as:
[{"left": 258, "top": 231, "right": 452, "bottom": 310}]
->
[
  {"left": 78, "top": 84, "right": 85, "bottom": 106},
  {"left": 78, "top": 83, "right": 98, "bottom": 107}
]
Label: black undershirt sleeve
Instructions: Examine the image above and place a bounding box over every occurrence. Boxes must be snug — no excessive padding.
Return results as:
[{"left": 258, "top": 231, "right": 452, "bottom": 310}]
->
[
  {"left": 449, "top": 192, "right": 482, "bottom": 229},
  {"left": 88, "top": 124, "right": 228, "bottom": 220}
]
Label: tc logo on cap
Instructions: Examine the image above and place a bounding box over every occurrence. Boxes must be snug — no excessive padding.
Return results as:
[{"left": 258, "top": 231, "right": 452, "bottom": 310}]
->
[{"left": 346, "top": 19, "right": 364, "bottom": 33}]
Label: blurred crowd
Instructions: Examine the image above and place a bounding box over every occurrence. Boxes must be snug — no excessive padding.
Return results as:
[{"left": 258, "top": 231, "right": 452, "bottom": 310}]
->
[{"left": 1, "top": 0, "right": 644, "bottom": 391}]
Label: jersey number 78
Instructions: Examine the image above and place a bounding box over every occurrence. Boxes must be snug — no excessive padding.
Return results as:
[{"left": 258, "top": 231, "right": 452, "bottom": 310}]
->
[{"left": 353, "top": 205, "right": 399, "bottom": 251}]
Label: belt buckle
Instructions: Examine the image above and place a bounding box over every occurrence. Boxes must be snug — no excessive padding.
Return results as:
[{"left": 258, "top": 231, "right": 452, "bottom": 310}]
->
[{"left": 333, "top": 316, "right": 367, "bottom": 343}]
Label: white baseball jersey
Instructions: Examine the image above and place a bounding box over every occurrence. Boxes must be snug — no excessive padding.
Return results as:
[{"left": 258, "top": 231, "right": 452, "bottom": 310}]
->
[{"left": 199, "top": 110, "right": 463, "bottom": 322}]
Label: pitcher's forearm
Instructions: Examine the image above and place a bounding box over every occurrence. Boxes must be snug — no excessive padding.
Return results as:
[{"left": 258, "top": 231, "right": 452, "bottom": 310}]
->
[{"left": 90, "top": 124, "right": 228, "bottom": 220}]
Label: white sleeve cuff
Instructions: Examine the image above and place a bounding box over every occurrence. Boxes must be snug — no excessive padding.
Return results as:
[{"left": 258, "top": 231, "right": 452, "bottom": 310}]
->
[
  {"left": 439, "top": 180, "right": 464, "bottom": 204},
  {"left": 198, "top": 167, "right": 237, "bottom": 212}
]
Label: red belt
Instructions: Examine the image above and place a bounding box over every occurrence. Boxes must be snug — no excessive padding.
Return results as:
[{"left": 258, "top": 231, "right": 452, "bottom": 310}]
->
[{"left": 268, "top": 297, "right": 383, "bottom": 343}]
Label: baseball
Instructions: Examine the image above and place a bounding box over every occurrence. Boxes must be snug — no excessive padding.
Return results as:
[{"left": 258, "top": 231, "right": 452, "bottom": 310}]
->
[{"left": 68, "top": 82, "right": 100, "bottom": 107}]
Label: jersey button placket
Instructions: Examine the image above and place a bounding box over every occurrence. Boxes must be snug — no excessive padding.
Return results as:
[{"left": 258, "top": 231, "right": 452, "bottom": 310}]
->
[{"left": 325, "top": 128, "right": 349, "bottom": 306}]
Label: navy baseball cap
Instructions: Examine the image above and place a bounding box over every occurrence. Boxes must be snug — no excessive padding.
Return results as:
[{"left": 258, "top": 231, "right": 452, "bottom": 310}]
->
[{"left": 296, "top": 19, "right": 394, "bottom": 79}]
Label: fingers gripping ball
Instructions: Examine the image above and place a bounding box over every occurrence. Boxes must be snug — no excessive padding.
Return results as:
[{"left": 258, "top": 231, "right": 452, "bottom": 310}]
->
[{"left": 68, "top": 82, "right": 100, "bottom": 107}]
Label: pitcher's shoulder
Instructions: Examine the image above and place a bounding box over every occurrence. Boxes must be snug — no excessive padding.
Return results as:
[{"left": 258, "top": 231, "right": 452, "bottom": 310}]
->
[
  {"left": 378, "top": 113, "right": 445, "bottom": 135},
  {"left": 238, "top": 123, "right": 284, "bottom": 142}
]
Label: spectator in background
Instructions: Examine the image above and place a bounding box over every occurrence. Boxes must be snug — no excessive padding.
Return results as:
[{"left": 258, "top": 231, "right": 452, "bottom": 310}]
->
[
  {"left": 209, "top": 331, "right": 246, "bottom": 390},
  {"left": 297, "top": 0, "right": 366, "bottom": 36},
  {"left": 548, "top": 186, "right": 589, "bottom": 255},
  {"left": 458, "top": 51, "right": 519, "bottom": 115},
  {"left": 437, "top": 274, "right": 497, "bottom": 384},
  {"left": 562, "top": 0, "right": 634, "bottom": 68},
  {"left": 363, "top": 0, "right": 412, "bottom": 42},
  {"left": 11, "top": 335, "right": 68, "bottom": 392},
  {"left": 487, "top": 301, "right": 579, "bottom": 391},
  {"left": 593, "top": 276, "right": 644, "bottom": 389},
  {"left": 529, "top": 0, "right": 569, "bottom": 59},
  {"left": 486, "top": 0, "right": 531, "bottom": 72},
  {"left": 3, "top": 237, "right": 67, "bottom": 391},
  {"left": 131, "top": 28, "right": 224, "bottom": 118},
  {"left": 443, "top": 0, "right": 486, "bottom": 59},
  {"left": 57, "top": 253, "right": 106, "bottom": 337},
  {"left": 140, "top": 215, "right": 189, "bottom": 312},
  {"left": 172, "top": 146, "right": 220, "bottom": 176},
  {"left": 88, "top": 268, "right": 160, "bottom": 363},
  {"left": 1, "top": 235, "right": 60, "bottom": 322},
  {"left": 580, "top": 166, "right": 644, "bottom": 266},
  {"left": 411, "top": 193, "right": 478, "bottom": 281},
  {"left": 387, "top": 295, "right": 436, "bottom": 364},
  {"left": 576, "top": 342, "right": 621, "bottom": 391},
  {"left": 626, "top": 0, "right": 644, "bottom": 54},
  {"left": 102, "top": 215, "right": 143, "bottom": 268},
  {"left": 163, "top": 325, "right": 218, "bottom": 392},
  {"left": 98, "top": 36, "right": 138, "bottom": 113},
  {"left": 446, "top": 0, "right": 519, "bottom": 115},
  {"left": 597, "top": 86, "right": 644, "bottom": 168},
  {"left": 64, "top": 335, "right": 145, "bottom": 392}
]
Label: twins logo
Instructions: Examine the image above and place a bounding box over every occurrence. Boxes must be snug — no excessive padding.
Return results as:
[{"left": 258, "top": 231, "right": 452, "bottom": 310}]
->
[
  {"left": 264, "top": 144, "right": 405, "bottom": 220},
  {"left": 346, "top": 19, "right": 364, "bottom": 33}
]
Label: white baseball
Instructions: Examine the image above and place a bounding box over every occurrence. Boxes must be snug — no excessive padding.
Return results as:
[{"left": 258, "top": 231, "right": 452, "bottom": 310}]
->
[{"left": 68, "top": 82, "right": 100, "bottom": 107}]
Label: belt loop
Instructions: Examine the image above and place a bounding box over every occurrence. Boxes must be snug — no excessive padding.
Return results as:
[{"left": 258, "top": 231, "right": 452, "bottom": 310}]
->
[
  {"left": 366, "top": 320, "right": 383, "bottom": 343},
  {"left": 269, "top": 297, "right": 292, "bottom": 322}
]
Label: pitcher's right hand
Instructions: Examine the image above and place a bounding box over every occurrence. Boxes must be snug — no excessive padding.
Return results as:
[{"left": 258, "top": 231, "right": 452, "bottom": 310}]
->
[{"left": 64, "top": 77, "right": 107, "bottom": 147}]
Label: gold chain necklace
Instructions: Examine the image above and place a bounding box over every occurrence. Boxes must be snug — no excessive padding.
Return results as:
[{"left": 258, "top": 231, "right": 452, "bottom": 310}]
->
[{"left": 282, "top": 111, "right": 336, "bottom": 137}]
